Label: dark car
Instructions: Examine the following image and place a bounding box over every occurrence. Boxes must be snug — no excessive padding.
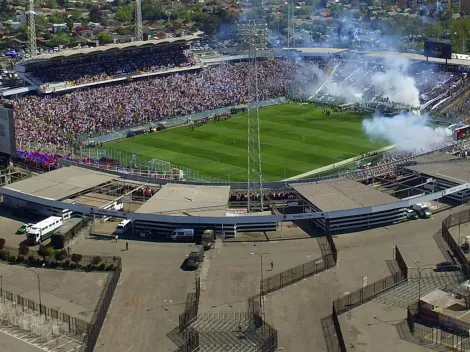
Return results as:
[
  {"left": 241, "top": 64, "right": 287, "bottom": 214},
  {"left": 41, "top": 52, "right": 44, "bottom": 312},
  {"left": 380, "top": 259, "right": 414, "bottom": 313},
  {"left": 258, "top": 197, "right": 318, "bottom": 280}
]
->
[{"left": 435, "top": 262, "right": 459, "bottom": 272}]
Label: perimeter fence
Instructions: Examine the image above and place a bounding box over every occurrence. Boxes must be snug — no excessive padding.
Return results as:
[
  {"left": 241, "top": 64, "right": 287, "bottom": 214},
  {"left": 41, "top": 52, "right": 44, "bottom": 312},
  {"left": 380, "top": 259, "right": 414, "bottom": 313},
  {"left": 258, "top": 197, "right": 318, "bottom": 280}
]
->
[
  {"left": 407, "top": 303, "right": 470, "bottom": 351},
  {"left": 441, "top": 208, "right": 470, "bottom": 275},
  {"left": 332, "top": 246, "right": 407, "bottom": 315},
  {"left": 0, "top": 288, "right": 89, "bottom": 336},
  {"left": 326, "top": 245, "right": 408, "bottom": 352},
  {"left": 83, "top": 256, "right": 122, "bottom": 352},
  {"left": 262, "top": 234, "right": 338, "bottom": 295}
]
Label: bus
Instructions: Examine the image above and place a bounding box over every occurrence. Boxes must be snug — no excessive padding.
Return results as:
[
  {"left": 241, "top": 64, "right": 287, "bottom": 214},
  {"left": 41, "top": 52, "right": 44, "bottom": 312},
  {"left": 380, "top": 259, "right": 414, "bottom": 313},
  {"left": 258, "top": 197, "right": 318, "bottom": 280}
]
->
[
  {"left": 115, "top": 219, "right": 132, "bottom": 235},
  {"left": 27, "top": 216, "right": 63, "bottom": 245}
]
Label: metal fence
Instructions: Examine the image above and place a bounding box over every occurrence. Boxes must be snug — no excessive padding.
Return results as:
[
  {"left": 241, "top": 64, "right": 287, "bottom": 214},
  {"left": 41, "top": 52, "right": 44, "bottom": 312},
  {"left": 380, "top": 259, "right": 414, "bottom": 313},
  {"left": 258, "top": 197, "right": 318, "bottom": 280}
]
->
[
  {"left": 83, "top": 257, "right": 122, "bottom": 352},
  {"left": 333, "top": 246, "right": 406, "bottom": 315},
  {"left": 179, "top": 278, "right": 201, "bottom": 333},
  {"left": 0, "top": 288, "right": 90, "bottom": 337},
  {"left": 441, "top": 209, "right": 470, "bottom": 274},
  {"left": 407, "top": 304, "right": 470, "bottom": 351},
  {"left": 262, "top": 254, "right": 335, "bottom": 295},
  {"left": 331, "top": 304, "right": 347, "bottom": 352},
  {"left": 76, "top": 147, "right": 225, "bottom": 184}
]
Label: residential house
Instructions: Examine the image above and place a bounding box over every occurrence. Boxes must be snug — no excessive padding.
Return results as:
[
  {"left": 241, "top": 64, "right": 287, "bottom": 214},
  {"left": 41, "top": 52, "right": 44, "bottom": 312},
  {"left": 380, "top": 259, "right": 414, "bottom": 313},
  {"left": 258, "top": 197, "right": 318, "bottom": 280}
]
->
[{"left": 52, "top": 23, "right": 68, "bottom": 33}]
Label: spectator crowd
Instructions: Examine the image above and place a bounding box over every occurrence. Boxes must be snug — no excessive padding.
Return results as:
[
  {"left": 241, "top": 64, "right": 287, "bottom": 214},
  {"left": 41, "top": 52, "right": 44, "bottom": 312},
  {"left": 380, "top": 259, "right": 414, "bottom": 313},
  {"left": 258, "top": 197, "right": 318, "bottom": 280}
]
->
[
  {"left": 10, "top": 59, "right": 320, "bottom": 149},
  {"left": 30, "top": 47, "right": 196, "bottom": 85}
]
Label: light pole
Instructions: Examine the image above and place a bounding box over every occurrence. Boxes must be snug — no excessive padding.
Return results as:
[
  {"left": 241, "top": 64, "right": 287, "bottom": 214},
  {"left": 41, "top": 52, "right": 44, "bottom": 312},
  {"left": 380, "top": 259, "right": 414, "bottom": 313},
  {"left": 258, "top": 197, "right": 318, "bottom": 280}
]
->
[
  {"left": 251, "top": 252, "right": 271, "bottom": 313},
  {"left": 0, "top": 275, "right": 2, "bottom": 303},
  {"left": 25, "top": 266, "right": 43, "bottom": 314}
]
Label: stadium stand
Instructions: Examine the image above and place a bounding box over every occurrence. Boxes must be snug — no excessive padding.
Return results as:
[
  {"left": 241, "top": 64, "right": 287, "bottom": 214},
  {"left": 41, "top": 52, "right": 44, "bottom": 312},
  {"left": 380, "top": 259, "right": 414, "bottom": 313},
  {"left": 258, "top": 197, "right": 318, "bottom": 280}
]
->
[{"left": 8, "top": 59, "right": 322, "bottom": 149}]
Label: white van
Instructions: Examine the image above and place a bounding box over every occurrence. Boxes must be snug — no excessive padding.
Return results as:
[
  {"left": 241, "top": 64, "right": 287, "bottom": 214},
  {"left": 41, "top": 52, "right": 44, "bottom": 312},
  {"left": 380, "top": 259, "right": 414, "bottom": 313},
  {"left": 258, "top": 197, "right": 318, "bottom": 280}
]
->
[
  {"left": 115, "top": 219, "right": 132, "bottom": 234},
  {"left": 169, "top": 229, "right": 194, "bottom": 241}
]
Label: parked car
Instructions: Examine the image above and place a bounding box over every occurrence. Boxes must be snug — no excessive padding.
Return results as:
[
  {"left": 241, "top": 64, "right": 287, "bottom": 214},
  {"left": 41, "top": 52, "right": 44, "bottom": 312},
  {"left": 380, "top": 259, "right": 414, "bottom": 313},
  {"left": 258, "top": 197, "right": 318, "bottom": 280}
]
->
[
  {"left": 435, "top": 261, "right": 459, "bottom": 272},
  {"left": 16, "top": 223, "right": 33, "bottom": 234}
]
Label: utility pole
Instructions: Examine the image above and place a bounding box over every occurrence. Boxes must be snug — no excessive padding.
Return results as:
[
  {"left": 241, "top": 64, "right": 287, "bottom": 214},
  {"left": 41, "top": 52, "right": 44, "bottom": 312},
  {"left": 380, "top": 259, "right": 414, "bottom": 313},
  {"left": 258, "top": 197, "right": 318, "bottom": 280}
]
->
[{"left": 251, "top": 252, "right": 271, "bottom": 320}]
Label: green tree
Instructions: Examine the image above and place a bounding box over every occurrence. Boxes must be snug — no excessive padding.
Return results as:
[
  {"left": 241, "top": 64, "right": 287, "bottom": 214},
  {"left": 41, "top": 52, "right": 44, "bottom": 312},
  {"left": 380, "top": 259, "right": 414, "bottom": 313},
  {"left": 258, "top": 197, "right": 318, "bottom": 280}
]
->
[
  {"left": 46, "top": 0, "right": 58, "bottom": 8},
  {"left": 49, "top": 14, "right": 65, "bottom": 24},
  {"left": 47, "top": 32, "right": 72, "bottom": 46},
  {"left": 67, "top": 18, "right": 73, "bottom": 32},
  {"left": 97, "top": 32, "right": 113, "bottom": 44},
  {"left": 116, "top": 5, "right": 134, "bottom": 22},
  {"left": 89, "top": 5, "right": 102, "bottom": 23}
]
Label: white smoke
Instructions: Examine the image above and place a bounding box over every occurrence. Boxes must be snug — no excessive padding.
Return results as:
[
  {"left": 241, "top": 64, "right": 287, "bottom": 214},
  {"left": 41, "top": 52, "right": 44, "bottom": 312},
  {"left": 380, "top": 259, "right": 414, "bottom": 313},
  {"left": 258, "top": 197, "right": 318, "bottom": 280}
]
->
[
  {"left": 362, "top": 112, "right": 453, "bottom": 152},
  {"left": 370, "top": 56, "right": 420, "bottom": 107},
  {"left": 318, "top": 55, "right": 421, "bottom": 106}
]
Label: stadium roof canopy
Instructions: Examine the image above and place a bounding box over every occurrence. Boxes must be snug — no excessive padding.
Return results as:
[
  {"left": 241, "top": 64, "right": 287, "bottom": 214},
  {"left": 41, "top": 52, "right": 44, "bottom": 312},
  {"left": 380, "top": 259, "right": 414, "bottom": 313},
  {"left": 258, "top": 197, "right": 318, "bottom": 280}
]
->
[
  {"left": 404, "top": 154, "right": 470, "bottom": 185},
  {"left": 291, "top": 179, "right": 399, "bottom": 212},
  {"left": 135, "top": 183, "right": 230, "bottom": 217},
  {"left": 20, "top": 35, "right": 200, "bottom": 65},
  {"left": 3, "top": 166, "right": 116, "bottom": 200}
]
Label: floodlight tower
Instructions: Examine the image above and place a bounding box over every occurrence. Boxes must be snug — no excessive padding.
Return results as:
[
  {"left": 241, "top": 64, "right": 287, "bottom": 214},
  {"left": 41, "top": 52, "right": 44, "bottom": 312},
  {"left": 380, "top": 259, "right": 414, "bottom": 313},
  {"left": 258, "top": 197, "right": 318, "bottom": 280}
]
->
[
  {"left": 28, "top": 0, "right": 37, "bottom": 57},
  {"left": 237, "top": 20, "right": 268, "bottom": 212},
  {"left": 287, "top": 0, "right": 295, "bottom": 48},
  {"left": 135, "top": 0, "right": 143, "bottom": 42}
]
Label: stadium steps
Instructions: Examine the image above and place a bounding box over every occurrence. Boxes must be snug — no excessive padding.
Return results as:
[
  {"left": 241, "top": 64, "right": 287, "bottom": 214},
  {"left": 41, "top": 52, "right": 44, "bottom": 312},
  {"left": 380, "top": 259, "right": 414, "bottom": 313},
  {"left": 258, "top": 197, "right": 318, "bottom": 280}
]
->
[
  {"left": 373, "top": 272, "right": 464, "bottom": 308},
  {"left": 191, "top": 313, "right": 263, "bottom": 351}
]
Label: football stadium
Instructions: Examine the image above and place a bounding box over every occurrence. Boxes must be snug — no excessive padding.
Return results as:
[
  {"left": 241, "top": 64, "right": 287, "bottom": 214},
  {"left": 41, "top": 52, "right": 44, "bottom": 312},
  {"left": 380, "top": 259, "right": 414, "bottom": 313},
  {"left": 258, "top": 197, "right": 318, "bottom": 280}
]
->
[{"left": 2, "top": 30, "right": 470, "bottom": 352}]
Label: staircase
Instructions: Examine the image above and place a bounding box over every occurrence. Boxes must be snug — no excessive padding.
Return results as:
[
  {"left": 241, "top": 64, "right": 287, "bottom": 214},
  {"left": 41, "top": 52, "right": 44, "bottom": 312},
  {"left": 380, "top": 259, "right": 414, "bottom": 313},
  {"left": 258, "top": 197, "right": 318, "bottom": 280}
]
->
[
  {"left": 374, "top": 271, "right": 465, "bottom": 308},
  {"left": 190, "top": 312, "right": 264, "bottom": 351}
]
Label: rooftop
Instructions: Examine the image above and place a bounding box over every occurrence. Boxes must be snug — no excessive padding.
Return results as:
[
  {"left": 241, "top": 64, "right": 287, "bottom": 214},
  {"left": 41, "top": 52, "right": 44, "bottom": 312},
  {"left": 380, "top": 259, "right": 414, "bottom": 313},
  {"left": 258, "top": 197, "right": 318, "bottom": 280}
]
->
[
  {"left": 3, "top": 166, "right": 116, "bottom": 200},
  {"left": 290, "top": 179, "right": 398, "bottom": 211},
  {"left": 72, "top": 193, "right": 118, "bottom": 208},
  {"left": 404, "top": 156, "right": 470, "bottom": 185},
  {"left": 21, "top": 35, "right": 199, "bottom": 64},
  {"left": 135, "top": 183, "right": 230, "bottom": 217}
]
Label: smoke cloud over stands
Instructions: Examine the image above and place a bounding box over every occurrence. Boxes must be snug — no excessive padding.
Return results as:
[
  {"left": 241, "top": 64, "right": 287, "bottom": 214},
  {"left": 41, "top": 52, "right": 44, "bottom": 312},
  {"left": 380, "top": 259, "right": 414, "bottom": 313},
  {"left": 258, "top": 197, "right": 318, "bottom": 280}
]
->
[
  {"left": 370, "top": 57, "right": 420, "bottom": 107},
  {"left": 362, "top": 112, "right": 453, "bottom": 152}
]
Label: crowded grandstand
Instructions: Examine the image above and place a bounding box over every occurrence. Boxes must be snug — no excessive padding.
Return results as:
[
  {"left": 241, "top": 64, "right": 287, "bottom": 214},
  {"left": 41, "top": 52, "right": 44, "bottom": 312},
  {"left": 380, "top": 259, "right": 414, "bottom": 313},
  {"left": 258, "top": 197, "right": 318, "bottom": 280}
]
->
[{"left": 1, "top": 44, "right": 470, "bottom": 164}]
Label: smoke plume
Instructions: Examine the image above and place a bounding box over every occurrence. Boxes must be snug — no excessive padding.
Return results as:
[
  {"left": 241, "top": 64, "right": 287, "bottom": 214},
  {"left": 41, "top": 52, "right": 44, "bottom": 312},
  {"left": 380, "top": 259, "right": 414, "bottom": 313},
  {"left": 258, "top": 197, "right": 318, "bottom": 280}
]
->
[
  {"left": 370, "top": 56, "right": 420, "bottom": 107},
  {"left": 362, "top": 112, "right": 453, "bottom": 152}
]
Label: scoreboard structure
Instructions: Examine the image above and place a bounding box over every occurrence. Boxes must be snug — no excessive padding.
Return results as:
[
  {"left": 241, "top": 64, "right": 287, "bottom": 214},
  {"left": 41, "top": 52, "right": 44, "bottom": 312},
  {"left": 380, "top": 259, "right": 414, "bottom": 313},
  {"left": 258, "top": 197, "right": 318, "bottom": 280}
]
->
[{"left": 424, "top": 41, "right": 452, "bottom": 61}]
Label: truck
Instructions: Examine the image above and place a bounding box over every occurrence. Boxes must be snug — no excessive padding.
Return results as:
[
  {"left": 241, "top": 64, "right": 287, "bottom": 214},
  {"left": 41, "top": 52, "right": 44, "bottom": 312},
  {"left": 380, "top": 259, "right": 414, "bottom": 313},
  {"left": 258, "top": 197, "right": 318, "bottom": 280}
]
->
[
  {"left": 411, "top": 203, "right": 432, "bottom": 219},
  {"left": 27, "top": 216, "right": 63, "bottom": 245},
  {"left": 168, "top": 228, "right": 194, "bottom": 242},
  {"left": 201, "top": 230, "right": 215, "bottom": 250},
  {"left": 187, "top": 245, "right": 204, "bottom": 270}
]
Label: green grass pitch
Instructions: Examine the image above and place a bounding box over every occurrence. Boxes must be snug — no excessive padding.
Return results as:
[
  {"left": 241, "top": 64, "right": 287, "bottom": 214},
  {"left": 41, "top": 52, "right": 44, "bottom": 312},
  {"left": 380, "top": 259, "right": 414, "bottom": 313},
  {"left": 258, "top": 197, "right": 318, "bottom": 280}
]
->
[{"left": 105, "top": 104, "right": 387, "bottom": 182}]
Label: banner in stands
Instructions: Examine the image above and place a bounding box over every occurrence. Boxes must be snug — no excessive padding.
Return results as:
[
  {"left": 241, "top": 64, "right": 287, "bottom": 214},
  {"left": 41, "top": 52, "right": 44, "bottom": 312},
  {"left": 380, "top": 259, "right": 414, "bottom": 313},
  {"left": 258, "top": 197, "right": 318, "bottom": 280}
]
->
[
  {"left": 424, "top": 41, "right": 452, "bottom": 60},
  {"left": 0, "top": 105, "right": 16, "bottom": 157}
]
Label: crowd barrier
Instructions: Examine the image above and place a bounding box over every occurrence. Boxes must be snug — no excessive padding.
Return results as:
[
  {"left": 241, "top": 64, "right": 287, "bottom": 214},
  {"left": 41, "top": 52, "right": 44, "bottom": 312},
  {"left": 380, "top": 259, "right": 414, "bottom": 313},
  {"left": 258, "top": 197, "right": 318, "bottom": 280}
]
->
[{"left": 0, "top": 288, "right": 89, "bottom": 337}]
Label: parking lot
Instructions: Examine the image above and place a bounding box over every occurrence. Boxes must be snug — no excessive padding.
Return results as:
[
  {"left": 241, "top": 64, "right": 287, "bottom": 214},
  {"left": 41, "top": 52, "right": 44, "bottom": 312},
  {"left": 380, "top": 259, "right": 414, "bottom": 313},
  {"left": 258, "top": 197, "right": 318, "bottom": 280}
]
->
[{"left": 76, "top": 223, "right": 198, "bottom": 352}]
